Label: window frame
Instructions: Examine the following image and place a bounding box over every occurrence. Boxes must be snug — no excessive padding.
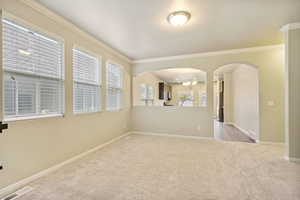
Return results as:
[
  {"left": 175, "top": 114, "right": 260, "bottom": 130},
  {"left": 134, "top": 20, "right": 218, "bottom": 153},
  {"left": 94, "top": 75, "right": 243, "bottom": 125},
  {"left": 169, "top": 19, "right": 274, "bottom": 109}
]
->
[
  {"left": 2, "top": 16, "right": 65, "bottom": 121},
  {"left": 139, "top": 84, "right": 154, "bottom": 106},
  {"left": 72, "top": 46, "right": 102, "bottom": 114},
  {"left": 106, "top": 60, "right": 124, "bottom": 112}
]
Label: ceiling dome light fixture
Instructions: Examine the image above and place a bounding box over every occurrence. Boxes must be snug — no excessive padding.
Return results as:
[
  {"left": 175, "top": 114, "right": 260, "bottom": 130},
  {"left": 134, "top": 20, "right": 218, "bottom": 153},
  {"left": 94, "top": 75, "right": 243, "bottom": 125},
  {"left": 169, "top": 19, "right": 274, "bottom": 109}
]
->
[{"left": 167, "top": 11, "right": 191, "bottom": 26}]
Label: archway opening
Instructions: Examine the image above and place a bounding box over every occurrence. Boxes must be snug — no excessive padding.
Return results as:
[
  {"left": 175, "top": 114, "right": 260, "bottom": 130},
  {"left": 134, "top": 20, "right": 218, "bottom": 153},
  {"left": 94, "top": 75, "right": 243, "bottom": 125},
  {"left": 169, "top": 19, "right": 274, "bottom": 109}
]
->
[
  {"left": 133, "top": 68, "right": 207, "bottom": 107},
  {"left": 213, "top": 63, "right": 259, "bottom": 143}
]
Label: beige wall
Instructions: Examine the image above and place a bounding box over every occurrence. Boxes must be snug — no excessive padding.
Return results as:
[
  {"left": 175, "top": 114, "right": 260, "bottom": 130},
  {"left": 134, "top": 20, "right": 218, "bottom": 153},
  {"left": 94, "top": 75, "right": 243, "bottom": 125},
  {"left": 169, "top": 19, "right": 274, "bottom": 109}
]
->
[
  {"left": 133, "top": 46, "right": 285, "bottom": 142},
  {"left": 0, "top": 0, "right": 132, "bottom": 192},
  {"left": 0, "top": 0, "right": 293, "bottom": 195},
  {"left": 231, "top": 65, "right": 259, "bottom": 140},
  {"left": 283, "top": 27, "right": 300, "bottom": 160},
  {"left": 132, "top": 106, "right": 212, "bottom": 137},
  {"left": 133, "top": 72, "right": 162, "bottom": 106}
]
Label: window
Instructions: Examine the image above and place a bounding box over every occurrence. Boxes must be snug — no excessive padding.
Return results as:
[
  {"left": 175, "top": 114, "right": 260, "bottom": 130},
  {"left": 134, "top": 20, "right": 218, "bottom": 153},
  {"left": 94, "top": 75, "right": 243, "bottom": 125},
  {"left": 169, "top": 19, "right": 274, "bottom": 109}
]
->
[
  {"left": 139, "top": 84, "right": 147, "bottom": 100},
  {"left": 106, "top": 62, "right": 123, "bottom": 111},
  {"left": 139, "top": 84, "right": 154, "bottom": 106},
  {"left": 73, "top": 48, "right": 100, "bottom": 113},
  {"left": 2, "top": 18, "right": 64, "bottom": 120},
  {"left": 139, "top": 84, "right": 154, "bottom": 100}
]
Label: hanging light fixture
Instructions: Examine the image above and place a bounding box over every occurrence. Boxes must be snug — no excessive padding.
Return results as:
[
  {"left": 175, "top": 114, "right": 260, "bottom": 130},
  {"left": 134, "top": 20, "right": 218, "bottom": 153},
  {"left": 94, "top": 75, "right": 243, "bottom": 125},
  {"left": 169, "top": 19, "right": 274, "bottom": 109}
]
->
[{"left": 167, "top": 11, "right": 191, "bottom": 26}]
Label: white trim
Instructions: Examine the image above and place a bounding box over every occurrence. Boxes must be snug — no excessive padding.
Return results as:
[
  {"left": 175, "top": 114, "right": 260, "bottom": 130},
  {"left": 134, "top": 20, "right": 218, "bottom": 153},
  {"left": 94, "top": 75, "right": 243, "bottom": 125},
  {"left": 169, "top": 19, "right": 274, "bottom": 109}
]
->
[
  {"left": 232, "top": 124, "right": 247, "bottom": 134},
  {"left": 72, "top": 45, "right": 101, "bottom": 60},
  {"left": 133, "top": 131, "right": 214, "bottom": 140},
  {"left": 280, "top": 23, "right": 300, "bottom": 32},
  {"left": 257, "top": 141, "right": 285, "bottom": 145},
  {"left": 248, "top": 131, "right": 258, "bottom": 141},
  {"left": 229, "top": 122, "right": 258, "bottom": 141},
  {"left": 284, "top": 156, "right": 300, "bottom": 163},
  {"left": 0, "top": 132, "right": 132, "bottom": 198},
  {"left": 133, "top": 45, "right": 283, "bottom": 64},
  {"left": 223, "top": 122, "right": 234, "bottom": 125},
  {"left": 105, "top": 61, "right": 124, "bottom": 111},
  {"left": 1, "top": 186, "right": 34, "bottom": 200},
  {"left": 3, "top": 114, "right": 64, "bottom": 122},
  {"left": 17, "top": 0, "right": 132, "bottom": 64},
  {"left": 73, "top": 110, "right": 103, "bottom": 116},
  {"left": 227, "top": 122, "right": 248, "bottom": 135},
  {"left": 2, "top": 10, "right": 65, "bottom": 43}
]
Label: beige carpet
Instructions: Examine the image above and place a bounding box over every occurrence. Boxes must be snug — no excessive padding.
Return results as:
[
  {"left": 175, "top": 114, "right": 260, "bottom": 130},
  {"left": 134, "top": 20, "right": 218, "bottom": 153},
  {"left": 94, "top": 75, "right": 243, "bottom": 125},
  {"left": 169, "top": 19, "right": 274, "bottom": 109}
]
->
[{"left": 17, "top": 134, "right": 300, "bottom": 200}]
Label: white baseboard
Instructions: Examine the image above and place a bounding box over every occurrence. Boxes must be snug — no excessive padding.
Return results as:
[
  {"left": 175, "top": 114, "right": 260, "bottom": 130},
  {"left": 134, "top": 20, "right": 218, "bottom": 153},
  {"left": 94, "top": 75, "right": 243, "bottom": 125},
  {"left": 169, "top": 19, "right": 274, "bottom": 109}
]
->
[
  {"left": 0, "top": 132, "right": 132, "bottom": 198},
  {"left": 228, "top": 122, "right": 258, "bottom": 141},
  {"left": 231, "top": 123, "right": 250, "bottom": 136},
  {"left": 223, "top": 122, "right": 233, "bottom": 125},
  {"left": 133, "top": 131, "right": 214, "bottom": 140},
  {"left": 284, "top": 156, "right": 300, "bottom": 163},
  {"left": 257, "top": 141, "right": 285, "bottom": 145},
  {"left": 248, "top": 131, "right": 258, "bottom": 141},
  {"left": 225, "top": 123, "right": 285, "bottom": 144}
]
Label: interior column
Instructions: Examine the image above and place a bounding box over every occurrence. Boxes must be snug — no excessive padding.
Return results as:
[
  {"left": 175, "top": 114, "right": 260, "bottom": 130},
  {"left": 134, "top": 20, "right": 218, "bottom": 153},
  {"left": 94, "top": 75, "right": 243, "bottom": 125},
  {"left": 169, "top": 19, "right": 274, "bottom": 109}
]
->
[{"left": 281, "top": 23, "right": 300, "bottom": 162}]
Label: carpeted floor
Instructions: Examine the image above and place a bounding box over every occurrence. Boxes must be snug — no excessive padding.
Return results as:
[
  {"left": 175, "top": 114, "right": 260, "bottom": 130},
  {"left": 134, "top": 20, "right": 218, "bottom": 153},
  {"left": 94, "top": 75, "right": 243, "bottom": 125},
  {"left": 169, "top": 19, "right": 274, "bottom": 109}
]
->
[{"left": 17, "top": 134, "right": 300, "bottom": 200}]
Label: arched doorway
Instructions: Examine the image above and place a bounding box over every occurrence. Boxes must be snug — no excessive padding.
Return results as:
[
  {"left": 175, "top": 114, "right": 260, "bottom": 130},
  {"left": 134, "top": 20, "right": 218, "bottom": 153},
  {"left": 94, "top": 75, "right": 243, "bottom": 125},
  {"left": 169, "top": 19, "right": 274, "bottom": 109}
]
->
[{"left": 213, "top": 63, "right": 259, "bottom": 143}]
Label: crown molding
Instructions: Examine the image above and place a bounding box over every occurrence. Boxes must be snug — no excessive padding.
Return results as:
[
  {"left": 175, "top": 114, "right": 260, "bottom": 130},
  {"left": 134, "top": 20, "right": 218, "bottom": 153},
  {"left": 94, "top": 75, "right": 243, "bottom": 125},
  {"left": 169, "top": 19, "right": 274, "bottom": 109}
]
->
[
  {"left": 280, "top": 23, "right": 300, "bottom": 32},
  {"left": 133, "top": 45, "right": 284, "bottom": 64},
  {"left": 18, "top": 0, "right": 132, "bottom": 64}
]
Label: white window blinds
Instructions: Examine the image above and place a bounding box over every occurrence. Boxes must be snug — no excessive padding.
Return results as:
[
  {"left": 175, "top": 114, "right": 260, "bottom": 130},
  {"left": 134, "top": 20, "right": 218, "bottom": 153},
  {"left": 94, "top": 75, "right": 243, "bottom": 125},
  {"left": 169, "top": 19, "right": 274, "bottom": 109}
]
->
[
  {"left": 139, "top": 84, "right": 154, "bottom": 100},
  {"left": 139, "top": 84, "right": 147, "bottom": 100},
  {"left": 73, "top": 48, "right": 100, "bottom": 113},
  {"left": 106, "top": 62, "right": 123, "bottom": 111},
  {"left": 2, "top": 18, "right": 64, "bottom": 119}
]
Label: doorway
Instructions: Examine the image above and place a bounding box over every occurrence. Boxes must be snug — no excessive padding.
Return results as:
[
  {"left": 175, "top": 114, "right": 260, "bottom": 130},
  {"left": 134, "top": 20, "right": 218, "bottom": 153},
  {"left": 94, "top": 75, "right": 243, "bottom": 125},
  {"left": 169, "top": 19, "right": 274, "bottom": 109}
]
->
[{"left": 213, "top": 64, "right": 259, "bottom": 143}]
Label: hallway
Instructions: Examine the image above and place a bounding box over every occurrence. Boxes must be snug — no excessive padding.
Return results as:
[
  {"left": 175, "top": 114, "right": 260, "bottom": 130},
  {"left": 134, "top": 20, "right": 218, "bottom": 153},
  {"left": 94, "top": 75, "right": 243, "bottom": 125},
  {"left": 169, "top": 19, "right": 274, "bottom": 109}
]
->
[{"left": 214, "top": 120, "right": 256, "bottom": 143}]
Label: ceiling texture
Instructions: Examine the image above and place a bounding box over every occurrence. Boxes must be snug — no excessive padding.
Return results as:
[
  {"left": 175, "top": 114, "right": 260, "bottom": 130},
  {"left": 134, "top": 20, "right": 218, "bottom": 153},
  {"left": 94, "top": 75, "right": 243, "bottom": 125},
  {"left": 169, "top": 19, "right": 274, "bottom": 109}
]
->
[{"left": 36, "top": 0, "right": 300, "bottom": 60}]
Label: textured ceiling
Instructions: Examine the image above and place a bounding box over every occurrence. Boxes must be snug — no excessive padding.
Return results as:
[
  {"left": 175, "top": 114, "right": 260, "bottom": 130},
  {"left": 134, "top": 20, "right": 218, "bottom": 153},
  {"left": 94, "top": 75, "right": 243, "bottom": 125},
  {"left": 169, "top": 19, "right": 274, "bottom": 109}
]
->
[{"left": 36, "top": 0, "right": 300, "bottom": 60}]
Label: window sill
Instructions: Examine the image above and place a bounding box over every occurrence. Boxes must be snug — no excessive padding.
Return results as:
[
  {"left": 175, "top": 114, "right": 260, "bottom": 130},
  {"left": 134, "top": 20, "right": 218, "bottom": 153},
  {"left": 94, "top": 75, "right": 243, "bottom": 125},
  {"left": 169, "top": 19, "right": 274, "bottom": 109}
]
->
[
  {"left": 106, "top": 108, "right": 122, "bottom": 112},
  {"left": 3, "top": 114, "right": 64, "bottom": 122},
  {"left": 73, "top": 110, "right": 102, "bottom": 116}
]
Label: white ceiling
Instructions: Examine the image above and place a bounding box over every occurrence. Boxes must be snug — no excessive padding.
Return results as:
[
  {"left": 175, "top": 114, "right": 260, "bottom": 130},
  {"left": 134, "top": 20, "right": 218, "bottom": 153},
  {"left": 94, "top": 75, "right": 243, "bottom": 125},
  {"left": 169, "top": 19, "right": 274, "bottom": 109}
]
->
[
  {"left": 152, "top": 68, "right": 206, "bottom": 83},
  {"left": 36, "top": 0, "right": 300, "bottom": 60}
]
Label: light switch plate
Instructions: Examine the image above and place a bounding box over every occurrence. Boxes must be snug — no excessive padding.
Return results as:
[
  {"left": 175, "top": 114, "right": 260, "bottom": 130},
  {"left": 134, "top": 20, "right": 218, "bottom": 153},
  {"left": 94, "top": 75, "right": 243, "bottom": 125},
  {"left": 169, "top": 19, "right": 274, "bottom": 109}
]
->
[
  {"left": 267, "top": 101, "right": 275, "bottom": 106},
  {"left": 197, "top": 125, "right": 201, "bottom": 131}
]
